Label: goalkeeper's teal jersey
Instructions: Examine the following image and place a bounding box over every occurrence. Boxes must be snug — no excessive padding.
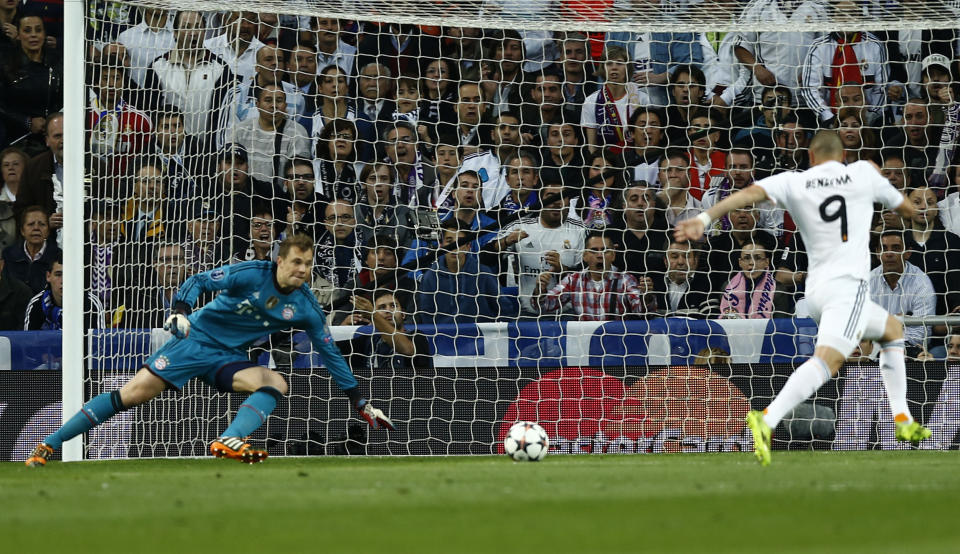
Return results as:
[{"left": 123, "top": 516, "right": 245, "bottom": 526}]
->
[{"left": 171, "top": 260, "right": 357, "bottom": 392}]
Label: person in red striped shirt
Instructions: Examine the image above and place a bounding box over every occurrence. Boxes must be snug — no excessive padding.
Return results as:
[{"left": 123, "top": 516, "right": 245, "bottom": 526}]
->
[{"left": 534, "top": 231, "right": 656, "bottom": 321}]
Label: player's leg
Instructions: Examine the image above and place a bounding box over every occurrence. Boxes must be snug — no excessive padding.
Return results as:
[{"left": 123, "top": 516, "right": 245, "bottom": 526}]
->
[
  {"left": 867, "top": 310, "right": 931, "bottom": 444},
  {"left": 26, "top": 369, "right": 167, "bottom": 467},
  {"left": 209, "top": 363, "right": 287, "bottom": 463}
]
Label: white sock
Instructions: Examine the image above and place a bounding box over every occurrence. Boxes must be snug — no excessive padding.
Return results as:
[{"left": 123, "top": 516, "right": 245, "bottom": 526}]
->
[
  {"left": 763, "top": 357, "right": 832, "bottom": 429},
  {"left": 879, "top": 339, "right": 913, "bottom": 424}
]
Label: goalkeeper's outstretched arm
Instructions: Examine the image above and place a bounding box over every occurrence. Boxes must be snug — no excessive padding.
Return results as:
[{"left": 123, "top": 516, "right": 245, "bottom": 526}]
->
[{"left": 674, "top": 184, "right": 770, "bottom": 243}]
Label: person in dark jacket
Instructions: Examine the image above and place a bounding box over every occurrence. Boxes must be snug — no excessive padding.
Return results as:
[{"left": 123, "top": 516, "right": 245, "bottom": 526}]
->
[
  {"left": 415, "top": 221, "right": 501, "bottom": 325},
  {"left": 0, "top": 256, "right": 32, "bottom": 330},
  {"left": 0, "top": 13, "right": 62, "bottom": 154},
  {"left": 651, "top": 237, "right": 712, "bottom": 317},
  {"left": 1, "top": 204, "right": 59, "bottom": 294}
]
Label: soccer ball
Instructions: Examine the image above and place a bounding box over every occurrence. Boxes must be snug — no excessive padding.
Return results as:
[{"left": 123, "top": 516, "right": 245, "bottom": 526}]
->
[{"left": 503, "top": 421, "right": 549, "bottom": 461}]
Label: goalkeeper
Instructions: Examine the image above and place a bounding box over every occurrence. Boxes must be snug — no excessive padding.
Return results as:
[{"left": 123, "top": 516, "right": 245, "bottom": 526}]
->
[{"left": 26, "top": 234, "right": 394, "bottom": 467}]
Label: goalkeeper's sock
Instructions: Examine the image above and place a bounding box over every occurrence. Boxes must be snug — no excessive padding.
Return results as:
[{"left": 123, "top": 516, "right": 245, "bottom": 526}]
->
[
  {"left": 221, "top": 387, "right": 282, "bottom": 438},
  {"left": 879, "top": 339, "right": 913, "bottom": 423},
  {"left": 763, "top": 357, "right": 832, "bottom": 430},
  {"left": 43, "top": 391, "right": 125, "bottom": 451}
]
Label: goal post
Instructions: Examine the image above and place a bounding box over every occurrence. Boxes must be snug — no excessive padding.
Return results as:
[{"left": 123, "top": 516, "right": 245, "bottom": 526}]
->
[{"left": 58, "top": 0, "right": 960, "bottom": 460}]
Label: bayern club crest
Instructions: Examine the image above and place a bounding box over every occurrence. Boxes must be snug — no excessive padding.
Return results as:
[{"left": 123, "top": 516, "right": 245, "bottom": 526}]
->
[
  {"left": 282, "top": 305, "right": 296, "bottom": 320},
  {"left": 154, "top": 356, "right": 169, "bottom": 370}
]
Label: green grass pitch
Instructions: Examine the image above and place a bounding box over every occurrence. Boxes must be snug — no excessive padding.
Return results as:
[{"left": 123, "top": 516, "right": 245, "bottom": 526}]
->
[{"left": 3, "top": 451, "right": 958, "bottom": 553}]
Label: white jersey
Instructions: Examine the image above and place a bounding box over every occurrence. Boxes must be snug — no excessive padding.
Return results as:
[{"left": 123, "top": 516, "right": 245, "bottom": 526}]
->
[
  {"left": 756, "top": 160, "right": 903, "bottom": 293},
  {"left": 499, "top": 216, "right": 586, "bottom": 313}
]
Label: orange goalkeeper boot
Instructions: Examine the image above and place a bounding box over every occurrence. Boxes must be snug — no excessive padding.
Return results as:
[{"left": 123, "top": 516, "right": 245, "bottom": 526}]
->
[
  {"left": 210, "top": 437, "right": 268, "bottom": 464},
  {"left": 25, "top": 443, "right": 53, "bottom": 467}
]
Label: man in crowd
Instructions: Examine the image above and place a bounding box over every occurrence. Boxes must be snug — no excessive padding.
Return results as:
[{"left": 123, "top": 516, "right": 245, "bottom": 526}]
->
[
  {"left": 234, "top": 83, "right": 310, "bottom": 185},
  {"left": 341, "top": 289, "right": 432, "bottom": 371},
  {"left": 652, "top": 237, "right": 712, "bottom": 317},
  {"left": 204, "top": 11, "right": 264, "bottom": 81},
  {"left": 2, "top": 205, "right": 59, "bottom": 294}
]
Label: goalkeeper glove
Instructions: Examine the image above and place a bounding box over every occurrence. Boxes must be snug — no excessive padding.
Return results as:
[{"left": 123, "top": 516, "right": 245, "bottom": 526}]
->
[
  {"left": 356, "top": 399, "right": 395, "bottom": 431},
  {"left": 163, "top": 314, "right": 191, "bottom": 339}
]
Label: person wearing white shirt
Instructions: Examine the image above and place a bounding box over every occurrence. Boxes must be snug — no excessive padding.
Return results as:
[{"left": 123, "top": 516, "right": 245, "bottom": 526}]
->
[
  {"left": 939, "top": 191, "right": 960, "bottom": 235},
  {"left": 868, "top": 231, "right": 937, "bottom": 353},
  {"left": 656, "top": 150, "right": 702, "bottom": 228},
  {"left": 581, "top": 45, "right": 649, "bottom": 154},
  {"left": 219, "top": 44, "right": 303, "bottom": 145},
  {"left": 116, "top": 7, "right": 175, "bottom": 87},
  {"left": 203, "top": 12, "right": 265, "bottom": 82},
  {"left": 313, "top": 17, "right": 357, "bottom": 77},
  {"left": 234, "top": 83, "right": 310, "bottom": 185}
]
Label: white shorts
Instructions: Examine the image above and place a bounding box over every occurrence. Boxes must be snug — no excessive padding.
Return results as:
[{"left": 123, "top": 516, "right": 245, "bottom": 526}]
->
[{"left": 805, "top": 278, "right": 889, "bottom": 357}]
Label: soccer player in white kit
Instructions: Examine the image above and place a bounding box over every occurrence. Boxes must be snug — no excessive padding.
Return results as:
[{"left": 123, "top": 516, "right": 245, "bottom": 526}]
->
[{"left": 675, "top": 131, "right": 931, "bottom": 465}]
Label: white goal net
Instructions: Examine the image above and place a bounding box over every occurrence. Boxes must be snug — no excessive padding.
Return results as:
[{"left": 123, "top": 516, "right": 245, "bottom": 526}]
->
[{"left": 63, "top": 0, "right": 960, "bottom": 458}]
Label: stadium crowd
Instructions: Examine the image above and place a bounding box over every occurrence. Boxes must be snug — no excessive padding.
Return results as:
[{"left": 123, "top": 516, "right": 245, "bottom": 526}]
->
[{"left": 0, "top": 1, "right": 959, "bottom": 361}]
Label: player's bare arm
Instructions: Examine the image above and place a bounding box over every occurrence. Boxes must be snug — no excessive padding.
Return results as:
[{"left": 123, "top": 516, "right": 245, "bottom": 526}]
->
[{"left": 673, "top": 185, "right": 770, "bottom": 242}]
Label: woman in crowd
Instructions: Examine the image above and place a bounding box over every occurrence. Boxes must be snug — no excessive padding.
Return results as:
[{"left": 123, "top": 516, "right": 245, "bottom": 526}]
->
[
  {"left": 420, "top": 57, "right": 458, "bottom": 126},
  {"left": 837, "top": 107, "right": 879, "bottom": 164},
  {"left": 314, "top": 118, "right": 360, "bottom": 203},
  {"left": 0, "top": 13, "right": 63, "bottom": 154},
  {"left": 356, "top": 161, "right": 416, "bottom": 255}
]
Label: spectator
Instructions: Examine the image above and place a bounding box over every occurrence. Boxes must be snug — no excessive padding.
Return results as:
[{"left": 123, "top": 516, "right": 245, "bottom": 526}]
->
[
  {"left": 617, "top": 183, "right": 667, "bottom": 279},
  {"left": 355, "top": 61, "right": 396, "bottom": 135},
  {"left": 87, "top": 59, "right": 153, "bottom": 178},
  {"left": 880, "top": 151, "right": 910, "bottom": 191},
  {"left": 701, "top": 148, "right": 782, "bottom": 236},
  {"left": 496, "top": 150, "right": 540, "bottom": 216},
  {"left": 542, "top": 122, "right": 585, "bottom": 190},
  {"left": 883, "top": 98, "right": 937, "bottom": 185},
  {"left": 141, "top": 11, "right": 235, "bottom": 148},
  {"left": 12, "top": 113, "right": 61, "bottom": 242},
  {"left": 0, "top": 146, "right": 26, "bottom": 250},
  {"left": 651, "top": 237, "right": 711, "bottom": 317},
  {"left": 0, "top": 0, "right": 20, "bottom": 51},
  {"left": 212, "top": 144, "right": 278, "bottom": 248},
  {"left": 383, "top": 121, "right": 435, "bottom": 207},
  {"left": 284, "top": 43, "right": 320, "bottom": 123},
  {"left": 183, "top": 201, "right": 224, "bottom": 273},
  {"left": 663, "top": 64, "right": 707, "bottom": 147},
  {"left": 86, "top": 202, "right": 123, "bottom": 312},
  {"left": 311, "top": 17, "right": 357, "bottom": 77},
  {"left": 940, "top": 178, "right": 960, "bottom": 236},
  {"left": 556, "top": 32, "right": 597, "bottom": 112},
  {"left": 277, "top": 157, "right": 322, "bottom": 241},
  {"left": 438, "top": 170, "right": 498, "bottom": 244},
  {"left": 495, "top": 183, "right": 586, "bottom": 317},
  {"left": 333, "top": 234, "right": 416, "bottom": 326},
  {"left": 836, "top": 81, "right": 883, "bottom": 127},
  {"left": 25, "top": 256, "right": 105, "bottom": 330},
  {"left": 421, "top": 58, "right": 458, "bottom": 126},
  {"left": 432, "top": 137, "right": 460, "bottom": 200},
  {"left": 393, "top": 75, "right": 434, "bottom": 141},
  {"left": 151, "top": 107, "right": 206, "bottom": 202},
  {"left": 800, "top": 31, "right": 888, "bottom": 127},
  {"left": 232, "top": 203, "right": 277, "bottom": 263},
  {"left": 313, "top": 118, "right": 359, "bottom": 202},
  {"left": 772, "top": 114, "right": 812, "bottom": 172},
  {"left": 628, "top": 106, "right": 666, "bottom": 187},
  {"left": 581, "top": 45, "right": 649, "bottom": 154},
  {"left": 904, "top": 185, "right": 960, "bottom": 316},
  {"left": 314, "top": 198, "right": 363, "bottom": 292},
  {"left": 490, "top": 110, "right": 524, "bottom": 165},
  {"left": 581, "top": 148, "right": 625, "bottom": 230},
  {"left": 438, "top": 80, "right": 490, "bottom": 148},
  {"left": 836, "top": 107, "right": 878, "bottom": 164},
  {"left": 119, "top": 158, "right": 176, "bottom": 245},
  {"left": 719, "top": 241, "right": 780, "bottom": 319},
  {"left": 234, "top": 82, "right": 310, "bottom": 185},
  {"left": 731, "top": 85, "right": 793, "bottom": 169},
  {"left": 486, "top": 30, "right": 526, "bottom": 117},
  {"left": 415, "top": 221, "right": 501, "bottom": 325},
  {"left": 535, "top": 231, "right": 655, "bottom": 321},
  {"left": 222, "top": 44, "right": 303, "bottom": 132},
  {"left": 705, "top": 204, "right": 779, "bottom": 299},
  {"left": 0, "top": 13, "right": 62, "bottom": 154},
  {"left": 734, "top": 0, "right": 826, "bottom": 100},
  {"left": 522, "top": 69, "right": 567, "bottom": 138},
  {"left": 686, "top": 110, "right": 726, "bottom": 200},
  {"left": 356, "top": 22, "right": 439, "bottom": 81},
  {"left": 2, "top": 205, "right": 59, "bottom": 294},
  {"left": 655, "top": 149, "right": 702, "bottom": 228},
  {"left": 644, "top": 26, "right": 706, "bottom": 104},
  {"left": 868, "top": 230, "right": 937, "bottom": 356},
  {"left": 204, "top": 11, "right": 264, "bottom": 81},
  {"left": 0, "top": 256, "right": 32, "bottom": 330},
  {"left": 117, "top": 242, "right": 189, "bottom": 329},
  {"left": 342, "top": 289, "right": 432, "bottom": 370},
  {"left": 356, "top": 162, "right": 416, "bottom": 252},
  {"left": 773, "top": 231, "right": 807, "bottom": 315},
  {"left": 115, "top": 6, "right": 175, "bottom": 88}
]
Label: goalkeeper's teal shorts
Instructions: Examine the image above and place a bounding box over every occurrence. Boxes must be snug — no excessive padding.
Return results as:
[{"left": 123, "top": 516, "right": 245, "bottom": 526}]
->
[{"left": 143, "top": 336, "right": 256, "bottom": 391}]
